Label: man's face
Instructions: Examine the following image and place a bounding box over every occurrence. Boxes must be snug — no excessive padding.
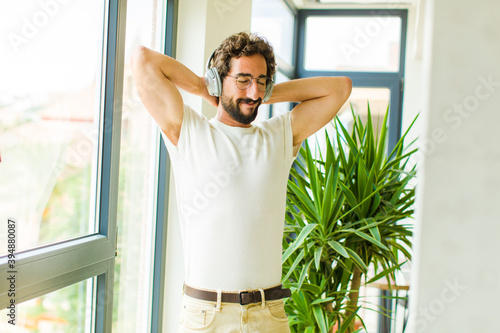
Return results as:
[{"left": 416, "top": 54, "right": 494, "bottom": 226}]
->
[{"left": 220, "top": 54, "right": 267, "bottom": 125}]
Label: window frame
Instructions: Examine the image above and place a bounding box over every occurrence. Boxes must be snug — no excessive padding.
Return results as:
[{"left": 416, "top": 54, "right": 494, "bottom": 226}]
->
[
  {"left": 150, "top": 0, "right": 177, "bottom": 332},
  {"left": 296, "top": 8, "right": 408, "bottom": 149},
  {"left": 0, "top": 0, "right": 127, "bottom": 331}
]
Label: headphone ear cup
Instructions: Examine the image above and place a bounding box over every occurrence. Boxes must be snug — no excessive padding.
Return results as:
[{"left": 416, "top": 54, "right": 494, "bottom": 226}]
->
[
  {"left": 263, "top": 81, "right": 274, "bottom": 102},
  {"left": 205, "top": 68, "right": 222, "bottom": 97}
]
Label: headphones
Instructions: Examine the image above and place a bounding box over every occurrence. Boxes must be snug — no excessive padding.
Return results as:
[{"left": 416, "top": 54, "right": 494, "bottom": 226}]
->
[{"left": 205, "top": 49, "right": 274, "bottom": 102}]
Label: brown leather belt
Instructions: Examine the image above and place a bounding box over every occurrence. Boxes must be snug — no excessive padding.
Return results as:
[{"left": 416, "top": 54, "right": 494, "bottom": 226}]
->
[{"left": 183, "top": 284, "right": 291, "bottom": 305}]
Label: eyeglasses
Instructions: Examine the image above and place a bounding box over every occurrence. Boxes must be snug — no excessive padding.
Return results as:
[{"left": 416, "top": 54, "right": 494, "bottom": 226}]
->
[{"left": 226, "top": 75, "right": 273, "bottom": 92}]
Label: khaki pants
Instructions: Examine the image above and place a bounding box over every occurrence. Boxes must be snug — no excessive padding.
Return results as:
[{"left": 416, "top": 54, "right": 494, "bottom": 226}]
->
[{"left": 177, "top": 294, "right": 291, "bottom": 333}]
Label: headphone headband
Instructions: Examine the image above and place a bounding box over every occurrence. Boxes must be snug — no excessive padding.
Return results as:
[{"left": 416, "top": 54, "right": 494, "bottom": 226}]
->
[{"left": 205, "top": 49, "right": 216, "bottom": 72}]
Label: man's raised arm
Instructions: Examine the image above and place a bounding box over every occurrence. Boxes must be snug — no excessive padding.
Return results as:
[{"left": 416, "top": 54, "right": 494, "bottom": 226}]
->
[
  {"left": 266, "top": 77, "right": 352, "bottom": 146},
  {"left": 131, "top": 46, "right": 217, "bottom": 145}
]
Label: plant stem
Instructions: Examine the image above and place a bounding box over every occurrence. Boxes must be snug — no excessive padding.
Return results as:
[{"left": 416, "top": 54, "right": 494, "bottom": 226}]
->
[{"left": 345, "top": 265, "right": 362, "bottom": 333}]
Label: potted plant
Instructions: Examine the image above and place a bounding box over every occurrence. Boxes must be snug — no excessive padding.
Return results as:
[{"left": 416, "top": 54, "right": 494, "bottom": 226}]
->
[{"left": 282, "top": 105, "right": 418, "bottom": 333}]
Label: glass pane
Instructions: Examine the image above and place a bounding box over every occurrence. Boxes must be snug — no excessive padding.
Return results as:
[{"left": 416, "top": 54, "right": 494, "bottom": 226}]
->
[
  {"left": 251, "top": 0, "right": 295, "bottom": 64},
  {"left": 304, "top": 15, "right": 401, "bottom": 72},
  {"left": 309, "top": 87, "right": 390, "bottom": 155},
  {"left": 340, "top": 87, "right": 391, "bottom": 134},
  {"left": 0, "top": 0, "right": 104, "bottom": 255},
  {"left": 0, "top": 279, "right": 92, "bottom": 333},
  {"left": 112, "top": 0, "right": 164, "bottom": 331}
]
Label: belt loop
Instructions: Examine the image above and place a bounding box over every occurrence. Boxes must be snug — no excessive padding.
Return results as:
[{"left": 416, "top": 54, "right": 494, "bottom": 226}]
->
[
  {"left": 216, "top": 290, "right": 222, "bottom": 312},
  {"left": 258, "top": 288, "right": 265, "bottom": 309}
]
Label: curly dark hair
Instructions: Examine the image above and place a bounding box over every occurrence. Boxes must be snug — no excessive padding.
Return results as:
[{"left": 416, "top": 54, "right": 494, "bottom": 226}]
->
[{"left": 210, "top": 32, "right": 276, "bottom": 80}]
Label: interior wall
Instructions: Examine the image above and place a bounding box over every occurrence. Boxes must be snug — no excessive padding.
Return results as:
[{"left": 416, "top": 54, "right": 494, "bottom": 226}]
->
[
  {"left": 161, "top": 1, "right": 253, "bottom": 332},
  {"left": 408, "top": 0, "right": 500, "bottom": 331}
]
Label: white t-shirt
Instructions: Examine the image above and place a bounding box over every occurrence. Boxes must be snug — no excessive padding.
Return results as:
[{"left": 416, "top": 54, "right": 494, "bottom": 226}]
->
[{"left": 163, "top": 105, "right": 297, "bottom": 292}]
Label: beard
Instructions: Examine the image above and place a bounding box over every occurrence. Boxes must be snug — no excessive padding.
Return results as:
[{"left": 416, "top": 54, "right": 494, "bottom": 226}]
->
[{"left": 220, "top": 94, "right": 261, "bottom": 125}]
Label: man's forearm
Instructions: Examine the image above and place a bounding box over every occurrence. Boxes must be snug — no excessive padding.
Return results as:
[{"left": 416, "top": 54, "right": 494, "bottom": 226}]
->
[{"left": 265, "top": 77, "right": 350, "bottom": 104}]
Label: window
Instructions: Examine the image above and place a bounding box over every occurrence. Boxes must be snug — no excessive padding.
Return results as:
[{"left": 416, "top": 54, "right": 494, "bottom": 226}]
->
[
  {"left": 1, "top": 0, "right": 175, "bottom": 331},
  {"left": 112, "top": 0, "right": 167, "bottom": 331},
  {"left": 304, "top": 15, "right": 402, "bottom": 72},
  {"left": 0, "top": 0, "right": 104, "bottom": 255},
  {"left": 0, "top": 0, "right": 127, "bottom": 331},
  {"left": 0, "top": 0, "right": 176, "bottom": 332},
  {"left": 297, "top": 9, "right": 408, "bottom": 149}
]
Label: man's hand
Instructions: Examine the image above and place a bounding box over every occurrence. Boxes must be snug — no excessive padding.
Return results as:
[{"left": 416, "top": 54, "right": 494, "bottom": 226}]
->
[{"left": 199, "top": 77, "right": 219, "bottom": 107}]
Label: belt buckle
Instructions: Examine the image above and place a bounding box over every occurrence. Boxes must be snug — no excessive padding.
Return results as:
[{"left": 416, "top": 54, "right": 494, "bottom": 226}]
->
[{"left": 239, "top": 291, "right": 252, "bottom": 305}]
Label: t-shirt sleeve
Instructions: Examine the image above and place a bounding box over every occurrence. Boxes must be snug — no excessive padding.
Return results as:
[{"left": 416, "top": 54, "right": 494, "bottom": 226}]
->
[
  {"left": 283, "top": 111, "right": 301, "bottom": 161},
  {"left": 263, "top": 111, "right": 299, "bottom": 167},
  {"left": 160, "top": 104, "right": 206, "bottom": 158}
]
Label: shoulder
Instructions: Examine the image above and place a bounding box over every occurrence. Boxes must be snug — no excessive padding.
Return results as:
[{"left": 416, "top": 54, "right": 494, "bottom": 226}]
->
[{"left": 162, "top": 104, "right": 208, "bottom": 148}]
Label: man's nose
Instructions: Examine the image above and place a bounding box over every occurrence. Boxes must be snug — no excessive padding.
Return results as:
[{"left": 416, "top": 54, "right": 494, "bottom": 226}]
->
[{"left": 247, "top": 80, "right": 261, "bottom": 100}]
